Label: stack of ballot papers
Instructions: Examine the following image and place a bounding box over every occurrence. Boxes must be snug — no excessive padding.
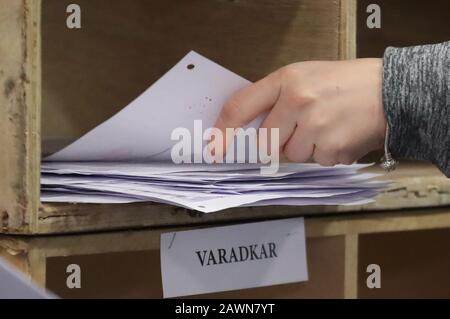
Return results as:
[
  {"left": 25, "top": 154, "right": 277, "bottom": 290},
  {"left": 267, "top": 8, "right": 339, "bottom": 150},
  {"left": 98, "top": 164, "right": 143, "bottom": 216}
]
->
[
  {"left": 41, "top": 162, "right": 387, "bottom": 213},
  {"left": 41, "top": 51, "right": 388, "bottom": 213}
]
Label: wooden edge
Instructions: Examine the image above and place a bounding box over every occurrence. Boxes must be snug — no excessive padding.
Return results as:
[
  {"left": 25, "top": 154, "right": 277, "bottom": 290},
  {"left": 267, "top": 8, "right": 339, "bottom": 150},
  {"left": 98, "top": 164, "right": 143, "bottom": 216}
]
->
[
  {"left": 0, "top": 237, "right": 46, "bottom": 288},
  {"left": 24, "top": 0, "right": 43, "bottom": 233},
  {"left": 0, "top": 0, "right": 41, "bottom": 234},
  {"left": 344, "top": 234, "right": 358, "bottom": 298},
  {"left": 305, "top": 206, "right": 450, "bottom": 238},
  {"left": 339, "top": 0, "right": 357, "bottom": 59},
  {"left": 0, "top": 237, "right": 30, "bottom": 275},
  {"left": 1, "top": 206, "right": 448, "bottom": 258},
  {"left": 27, "top": 248, "right": 46, "bottom": 287}
]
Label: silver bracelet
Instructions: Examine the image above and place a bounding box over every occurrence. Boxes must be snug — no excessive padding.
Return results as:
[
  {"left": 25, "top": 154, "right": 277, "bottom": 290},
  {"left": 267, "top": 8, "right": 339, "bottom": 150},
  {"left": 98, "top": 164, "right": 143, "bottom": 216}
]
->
[{"left": 380, "top": 124, "right": 398, "bottom": 172}]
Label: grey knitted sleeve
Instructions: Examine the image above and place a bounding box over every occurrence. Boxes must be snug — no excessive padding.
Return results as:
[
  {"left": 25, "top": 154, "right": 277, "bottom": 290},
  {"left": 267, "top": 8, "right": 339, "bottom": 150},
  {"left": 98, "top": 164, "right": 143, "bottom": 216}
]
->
[{"left": 383, "top": 41, "right": 450, "bottom": 177}]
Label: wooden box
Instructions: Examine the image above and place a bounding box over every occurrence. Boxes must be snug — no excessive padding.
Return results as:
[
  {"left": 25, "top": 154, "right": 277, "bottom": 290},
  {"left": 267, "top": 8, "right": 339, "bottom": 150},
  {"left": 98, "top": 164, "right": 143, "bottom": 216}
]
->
[
  {"left": 0, "top": 0, "right": 449, "bottom": 235},
  {"left": 0, "top": 0, "right": 355, "bottom": 235}
]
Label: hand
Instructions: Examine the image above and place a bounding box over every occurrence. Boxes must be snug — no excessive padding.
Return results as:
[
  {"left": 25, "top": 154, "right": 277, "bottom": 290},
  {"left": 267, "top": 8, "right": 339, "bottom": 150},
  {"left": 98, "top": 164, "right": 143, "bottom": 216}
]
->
[{"left": 212, "top": 58, "right": 387, "bottom": 166}]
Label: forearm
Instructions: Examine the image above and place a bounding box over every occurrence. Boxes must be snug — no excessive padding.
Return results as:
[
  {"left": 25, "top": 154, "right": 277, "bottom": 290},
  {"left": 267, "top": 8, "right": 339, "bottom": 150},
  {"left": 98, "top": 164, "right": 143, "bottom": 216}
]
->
[{"left": 383, "top": 41, "right": 450, "bottom": 177}]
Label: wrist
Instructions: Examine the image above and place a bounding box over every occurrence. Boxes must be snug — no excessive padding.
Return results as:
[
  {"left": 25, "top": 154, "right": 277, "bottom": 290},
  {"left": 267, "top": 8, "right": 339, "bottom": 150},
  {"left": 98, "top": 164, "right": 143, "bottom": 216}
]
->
[{"left": 370, "top": 58, "right": 387, "bottom": 148}]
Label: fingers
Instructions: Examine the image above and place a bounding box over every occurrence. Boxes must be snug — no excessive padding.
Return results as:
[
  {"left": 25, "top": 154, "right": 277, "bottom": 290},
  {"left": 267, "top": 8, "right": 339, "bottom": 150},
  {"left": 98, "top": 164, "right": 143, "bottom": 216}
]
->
[
  {"left": 284, "top": 128, "right": 358, "bottom": 166},
  {"left": 337, "top": 151, "right": 359, "bottom": 165},
  {"left": 283, "top": 124, "right": 314, "bottom": 163},
  {"left": 312, "top": 147, "right": 339, "bottom": 167},
  {"left": 212, "top": 72, "right": 281, "bottom": 155},
  {"left": 258, "top": 99, "right": 299, "bottom": 154}
]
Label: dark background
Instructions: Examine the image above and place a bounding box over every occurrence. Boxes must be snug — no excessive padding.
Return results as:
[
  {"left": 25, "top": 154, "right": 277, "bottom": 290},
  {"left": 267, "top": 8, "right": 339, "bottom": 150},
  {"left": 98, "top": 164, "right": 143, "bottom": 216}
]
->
[{"left": 357, "top": 0, "right": 450, "bottom": 58}]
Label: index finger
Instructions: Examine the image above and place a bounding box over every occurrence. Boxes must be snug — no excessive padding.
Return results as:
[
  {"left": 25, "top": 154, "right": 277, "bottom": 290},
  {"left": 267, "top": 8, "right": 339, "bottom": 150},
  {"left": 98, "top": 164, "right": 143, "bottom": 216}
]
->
[{"left": 211, "top": 71, "right": 281, "bottom": 155}]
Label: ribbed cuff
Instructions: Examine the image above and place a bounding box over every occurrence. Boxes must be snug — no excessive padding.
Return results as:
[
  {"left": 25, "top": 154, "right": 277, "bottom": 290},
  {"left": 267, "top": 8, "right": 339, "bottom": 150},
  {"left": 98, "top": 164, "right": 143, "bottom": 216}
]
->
[{"left": 383, "top": 41, "right": 450, "bottom": 175}]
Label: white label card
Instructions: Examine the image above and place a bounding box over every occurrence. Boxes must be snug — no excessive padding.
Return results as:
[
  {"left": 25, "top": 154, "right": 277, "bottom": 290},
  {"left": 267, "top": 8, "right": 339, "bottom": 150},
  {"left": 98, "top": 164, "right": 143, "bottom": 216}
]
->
[{"left": 160, "top": 217, "right": 308, "bottom": 298}]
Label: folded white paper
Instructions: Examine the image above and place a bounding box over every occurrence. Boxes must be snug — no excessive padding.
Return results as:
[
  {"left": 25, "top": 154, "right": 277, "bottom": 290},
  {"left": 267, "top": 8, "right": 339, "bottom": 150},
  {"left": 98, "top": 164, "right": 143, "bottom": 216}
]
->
[{"left": 46, "top": 51, "right": 263, "bottom": 162}]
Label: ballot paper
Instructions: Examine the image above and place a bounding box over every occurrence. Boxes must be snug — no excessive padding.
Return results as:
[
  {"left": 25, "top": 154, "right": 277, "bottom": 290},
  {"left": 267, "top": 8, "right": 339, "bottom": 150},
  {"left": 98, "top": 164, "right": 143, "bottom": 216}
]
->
[
  {"left": 46, "top": 51, "right": 263, "bottom": 162},
  {"left": 41, "top": 51, "right": 388, "bottom": 212}
]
